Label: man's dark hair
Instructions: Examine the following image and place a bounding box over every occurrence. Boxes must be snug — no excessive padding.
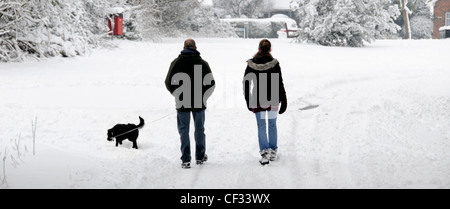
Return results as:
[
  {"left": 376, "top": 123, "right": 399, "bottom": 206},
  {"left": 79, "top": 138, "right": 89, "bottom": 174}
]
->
[{"left": 184, "top": 39, "right": 196, "bottom": 48}]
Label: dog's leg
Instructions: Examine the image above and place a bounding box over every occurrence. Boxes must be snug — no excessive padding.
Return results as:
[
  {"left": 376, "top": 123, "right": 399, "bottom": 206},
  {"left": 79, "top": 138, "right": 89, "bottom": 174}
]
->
[
  {"left": 132, "top": 132, "right": 139, "bottom": 149},
  {"left": 132, "top": 140, "right": 138, "bottom": 149},
  {"left": 116, "top": 140, "right": 119, "bottom": 147}
]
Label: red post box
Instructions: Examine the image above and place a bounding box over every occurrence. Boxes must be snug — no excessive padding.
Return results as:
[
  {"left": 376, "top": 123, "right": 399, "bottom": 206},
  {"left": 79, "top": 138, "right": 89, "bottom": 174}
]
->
[{"left": 108, "top": 8, "right": 124, "bottom": 36}]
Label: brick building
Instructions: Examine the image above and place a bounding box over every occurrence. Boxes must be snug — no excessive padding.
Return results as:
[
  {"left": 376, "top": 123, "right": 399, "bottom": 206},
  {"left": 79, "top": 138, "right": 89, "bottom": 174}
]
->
[{"left": 431, "top": 0, "right": 450, "bottom": 38}]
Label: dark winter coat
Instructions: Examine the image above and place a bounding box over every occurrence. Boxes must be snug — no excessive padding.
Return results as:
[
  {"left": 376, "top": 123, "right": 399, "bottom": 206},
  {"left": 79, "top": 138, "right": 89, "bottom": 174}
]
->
[
  {"left": 165, "top": 47, "right": 215, "bottom": 112},
  {"left": 243, "top": 56, "right": 287, "bottom": 114}
]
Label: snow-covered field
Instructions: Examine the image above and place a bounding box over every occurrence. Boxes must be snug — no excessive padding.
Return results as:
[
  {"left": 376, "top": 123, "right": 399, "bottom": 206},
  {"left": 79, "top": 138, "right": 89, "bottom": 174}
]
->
[{"left": 1, "top": 38, "right": 449, "bottom": 189}]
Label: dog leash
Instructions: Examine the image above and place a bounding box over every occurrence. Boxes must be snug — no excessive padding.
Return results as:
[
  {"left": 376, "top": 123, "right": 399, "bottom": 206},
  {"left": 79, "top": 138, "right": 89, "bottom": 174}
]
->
[
  {"left": 111, "top": 127, "right": 143, "bottom": 139},
  {"left": 148, "top": 113, "right": 176, "bottom": 124},
  {"left": 110, "top": 113, "right": 176, "bottom": 139}
]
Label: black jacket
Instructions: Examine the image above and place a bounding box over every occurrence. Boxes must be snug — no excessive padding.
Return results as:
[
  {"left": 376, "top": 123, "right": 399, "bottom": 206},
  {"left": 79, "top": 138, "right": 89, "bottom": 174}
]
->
[
  {"left": 243, "top": 56, "right": 287, "bottom": 113},
  {"left": 165, "top": 48, "right": 215, "bottom": 112}
]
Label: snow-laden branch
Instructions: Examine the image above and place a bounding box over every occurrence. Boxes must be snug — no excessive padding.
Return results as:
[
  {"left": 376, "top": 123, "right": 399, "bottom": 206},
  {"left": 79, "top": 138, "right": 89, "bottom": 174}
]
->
[
  {"left": 0, "top": 30, "right": 9, "bottom": 36},
  {"left": 1, "top": 0, "right": 114, "bottom": 62},
  {"left": 292, "top": 0, "right": 401, "bottom": 46}
]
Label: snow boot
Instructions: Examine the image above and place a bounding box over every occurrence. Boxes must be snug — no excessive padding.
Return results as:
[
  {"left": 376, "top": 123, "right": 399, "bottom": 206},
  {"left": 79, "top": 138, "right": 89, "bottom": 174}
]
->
[
  {"left": 196, "top": 154, "right": 208, "bottom": 165},
  {"left": 181, "top": 162, "right": 191, "bottom": 169},
  {"left": 269, "top": 149, "right": 278, "bottom": 161},
  {"left": 259, "top": 150, "right": 270, "bottom": 166}
]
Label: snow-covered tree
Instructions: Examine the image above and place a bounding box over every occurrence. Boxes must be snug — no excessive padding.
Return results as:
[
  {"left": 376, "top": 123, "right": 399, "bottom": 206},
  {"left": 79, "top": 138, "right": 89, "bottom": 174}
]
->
[
  {"left": 189, "top": 5, "right": 238, "bottom": 38},
  {"left": 292, "top": 0, "right": 400, "bottom": 47},
  {"left": 133, "top": 0, "right": 235, "bottom": 40},
  {"left": 0, "top": 0, "right": 41, "bottom": 61},
  {"left": 1, "top": 0, "right": 234, "bottom": 62},
  {"left": 395, "top": 0, "right": 432, "bottom": 39},
  {"left": 0, "top": 0, "right": 114, "bottom": 62},
  {"left": 213, "top": 0, "right": 272, "bottom": 18},
  {"left": 398, "top": 0, "right": 434, "bottom": 39},
  {"left": 398, "top": 0, "right": 412, "bottom": 39}
]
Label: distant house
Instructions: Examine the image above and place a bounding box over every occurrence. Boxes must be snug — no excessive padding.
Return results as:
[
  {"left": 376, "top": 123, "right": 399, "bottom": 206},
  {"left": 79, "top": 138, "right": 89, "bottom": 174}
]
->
[
  {"left": 430, "top": 0, "right": 450, "bottom": 38},
  {"left": 263, "top": 0, "right": 294, "bottom": 18}
]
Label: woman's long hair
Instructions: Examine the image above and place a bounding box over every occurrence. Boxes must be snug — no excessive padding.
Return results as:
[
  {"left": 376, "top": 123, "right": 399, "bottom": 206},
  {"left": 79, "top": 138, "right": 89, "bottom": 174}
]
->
[{"left": 254, "top": 39, "right": 273, "bottom": 59}]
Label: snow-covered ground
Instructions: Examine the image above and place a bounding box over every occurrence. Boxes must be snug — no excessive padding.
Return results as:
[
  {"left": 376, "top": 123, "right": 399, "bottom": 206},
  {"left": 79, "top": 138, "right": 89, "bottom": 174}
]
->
[{"left": 1, "top": 38, "right": 449, "bottom": 189}]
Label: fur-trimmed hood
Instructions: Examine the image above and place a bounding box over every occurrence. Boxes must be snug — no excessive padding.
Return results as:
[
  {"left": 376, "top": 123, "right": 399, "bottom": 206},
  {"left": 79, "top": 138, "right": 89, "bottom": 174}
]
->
[{"left": 247, "top": 59, "right": 279, "bottom": 71}]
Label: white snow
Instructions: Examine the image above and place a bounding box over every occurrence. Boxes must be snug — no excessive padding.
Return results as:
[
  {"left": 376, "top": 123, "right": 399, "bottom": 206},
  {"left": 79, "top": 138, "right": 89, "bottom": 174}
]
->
[
  {"left": 1, "top": 39, "right": 450, "bottom": 189},
  {"left": 222, "top": 16, "right": 296, "bottom": 24},
  {"left": 108, "top": 7, "right": 125, "bottom": 14},
  {"left": 271, "top": 14, "right": 290, "bottom": 19},
  {"left": 439, "top": 26, "right": 450, "bottom": 31},
  {"left": 271, "top": 0, "right": 293, "bottom": 10},
  {"left": 222, "top": 16, "right": 298, "bottom": 29},
  {"left": 201, "top": 0, "right": 214, "bottom": 7}
]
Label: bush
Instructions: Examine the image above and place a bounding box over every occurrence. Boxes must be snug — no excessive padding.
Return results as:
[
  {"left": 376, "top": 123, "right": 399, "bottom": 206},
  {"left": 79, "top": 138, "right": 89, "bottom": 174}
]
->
[{"left": 410, "top": 16, "right": 433, "bottom": 39}]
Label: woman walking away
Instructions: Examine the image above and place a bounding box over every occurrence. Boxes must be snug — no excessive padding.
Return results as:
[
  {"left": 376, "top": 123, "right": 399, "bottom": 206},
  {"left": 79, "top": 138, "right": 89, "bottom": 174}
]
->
[{"left": 243, "top": 39, "right": 288, "bottom": 166}]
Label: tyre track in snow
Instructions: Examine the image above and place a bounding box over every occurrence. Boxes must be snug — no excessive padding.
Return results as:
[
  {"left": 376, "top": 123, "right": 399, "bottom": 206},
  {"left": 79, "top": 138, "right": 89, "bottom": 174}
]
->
[
  {"left": 282, "top": 102, "right": 323, "bottom": 187},
  {"left": 359, "top": 79, "right": 450, "bottom": 188},
  {"left": 289, "top": 76, "right": 386, "bottom": 188},
  {"left": 313, "top": 77, "right": 390, "bottom": 188},
  {"left": 286, "top": 101, "right": 328, "bottom": 188},
  {"left": 296, "top": 73, "right": 449, "bottom": 188}
]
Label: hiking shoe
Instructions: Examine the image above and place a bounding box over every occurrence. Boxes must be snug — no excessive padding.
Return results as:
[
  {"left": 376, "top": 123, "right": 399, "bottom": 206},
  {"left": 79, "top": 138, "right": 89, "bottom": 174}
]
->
[
  {"left": 181, "top": 162, "right": 191, "bottom": 169},
  {"left": 259, "top": 149, "right": 270, "bottom": 166},
  {"left": 196, "top": 154, "right": 208, "bottom": 165},
  {"left": 269, "top": 149, "right": 278, "bottom": 161}
]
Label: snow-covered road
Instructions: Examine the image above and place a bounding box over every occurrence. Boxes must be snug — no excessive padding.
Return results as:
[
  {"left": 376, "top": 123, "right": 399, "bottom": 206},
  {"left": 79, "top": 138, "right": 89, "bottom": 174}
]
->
[{"left": 1, "top": 39, "right": 449, "bottom": 188}]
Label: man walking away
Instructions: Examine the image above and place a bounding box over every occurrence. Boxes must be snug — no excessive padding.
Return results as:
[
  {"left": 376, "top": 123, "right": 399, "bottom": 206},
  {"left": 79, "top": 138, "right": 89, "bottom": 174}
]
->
[{"left": 165, "top": 39, "right": 216, "bottom": 169}]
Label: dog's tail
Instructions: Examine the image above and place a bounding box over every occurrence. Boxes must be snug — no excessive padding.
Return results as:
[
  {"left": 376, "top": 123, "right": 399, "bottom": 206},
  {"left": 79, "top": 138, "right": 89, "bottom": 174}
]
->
[{"left": 137, "top": 116, "right": 145, "bottom": 129}]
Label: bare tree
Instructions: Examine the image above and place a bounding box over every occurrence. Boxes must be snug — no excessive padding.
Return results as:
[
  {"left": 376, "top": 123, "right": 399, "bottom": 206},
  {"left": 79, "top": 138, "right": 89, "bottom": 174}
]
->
[
  {"left": 13, "top": 133, "right": 21, "bottom": 158},
  {"left": 242, "top": 0, "right": 273, "bottom": 18},
  {"left": 234, "top": 0, "right": 246, "bottom": 17},
  {"left": 399, "top": 0, "right": 423, "bottom": 39}
]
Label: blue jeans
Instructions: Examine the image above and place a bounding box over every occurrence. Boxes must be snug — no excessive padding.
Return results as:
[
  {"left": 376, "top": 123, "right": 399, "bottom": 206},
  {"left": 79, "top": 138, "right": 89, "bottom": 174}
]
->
[
  {"left": 255, "top": 111, "right": 278, "bottom": 152},
  {"left": 177, "top": 110, "right": 206, "bottom": 163}
]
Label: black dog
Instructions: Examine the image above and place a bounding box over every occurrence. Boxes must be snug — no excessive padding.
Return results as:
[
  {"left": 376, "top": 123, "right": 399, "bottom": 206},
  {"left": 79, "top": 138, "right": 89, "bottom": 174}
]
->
[{"left": 107, "top": 117, "right": 145, "bottom": 149}]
